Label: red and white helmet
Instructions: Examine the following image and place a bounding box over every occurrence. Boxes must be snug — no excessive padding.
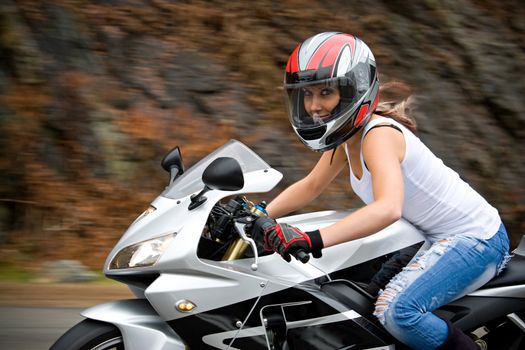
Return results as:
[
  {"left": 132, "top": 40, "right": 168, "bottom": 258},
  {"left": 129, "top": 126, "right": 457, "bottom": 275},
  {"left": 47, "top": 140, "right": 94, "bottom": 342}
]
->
[{"left": 284, "top": 32, "right": 380, "bottom": 152}]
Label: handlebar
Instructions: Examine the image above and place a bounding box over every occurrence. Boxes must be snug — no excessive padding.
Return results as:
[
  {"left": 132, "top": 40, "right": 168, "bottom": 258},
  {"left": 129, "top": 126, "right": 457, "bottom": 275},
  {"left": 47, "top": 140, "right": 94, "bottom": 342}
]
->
[
  {"left": 293, "top": 249, "right": 310, "bottom": 264},
  {"left": 215, "top": 197, "right": 313, "bottom": 267},
  {"left": 234, "top": 216, "right": 311, "bottom": 265}
]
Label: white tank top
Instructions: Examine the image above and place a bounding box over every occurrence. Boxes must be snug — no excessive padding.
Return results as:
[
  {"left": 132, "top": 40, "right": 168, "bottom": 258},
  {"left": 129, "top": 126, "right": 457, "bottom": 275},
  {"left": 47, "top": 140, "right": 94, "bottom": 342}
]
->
[{"left": 344, "top": 117, "right": 500, "bottom": 242}]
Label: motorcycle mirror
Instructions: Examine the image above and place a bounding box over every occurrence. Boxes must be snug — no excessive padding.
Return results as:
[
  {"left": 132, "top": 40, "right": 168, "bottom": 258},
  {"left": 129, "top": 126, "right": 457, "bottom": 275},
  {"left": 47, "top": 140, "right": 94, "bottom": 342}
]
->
[
  {"left": 203, "top": 157, "right": 244, "bottom": 191},
  {"left": 189, "top": 157, "right": 244, "bottom": 210},
  {"left": 161, "top": 146, "right": 185, "bottom": 184}
]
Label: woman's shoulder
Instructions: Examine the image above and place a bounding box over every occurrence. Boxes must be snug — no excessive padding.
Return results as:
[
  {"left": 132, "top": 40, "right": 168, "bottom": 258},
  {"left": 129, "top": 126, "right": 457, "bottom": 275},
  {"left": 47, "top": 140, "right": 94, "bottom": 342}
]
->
[
  {"left": 363, "top": 116, "right": 405, "bottom": 139},
  {"left": 367, "top": 115, "right": 402, "bottom": 128},
  {"left": 362, "top": 116, "right": 406, "bottom": 162}
]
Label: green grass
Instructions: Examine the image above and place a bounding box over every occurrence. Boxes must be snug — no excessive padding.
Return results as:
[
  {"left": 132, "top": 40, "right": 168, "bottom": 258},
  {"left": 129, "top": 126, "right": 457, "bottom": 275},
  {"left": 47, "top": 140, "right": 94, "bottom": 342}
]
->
[
  {"left": 0, "top": 265, "right": 120, "bottom": 284},
  {"left": 90, "top": 270, "right": 122, "bottom": 284},
  {"left": 0, "top": 266, "right": 33, "bottom": 282}
]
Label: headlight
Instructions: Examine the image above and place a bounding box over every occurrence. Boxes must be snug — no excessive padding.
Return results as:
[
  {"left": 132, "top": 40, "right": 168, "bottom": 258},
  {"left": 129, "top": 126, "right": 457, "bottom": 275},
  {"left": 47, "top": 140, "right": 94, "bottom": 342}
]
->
[{"left": 109, "top": 233, "right": 175, "bottom": 270}]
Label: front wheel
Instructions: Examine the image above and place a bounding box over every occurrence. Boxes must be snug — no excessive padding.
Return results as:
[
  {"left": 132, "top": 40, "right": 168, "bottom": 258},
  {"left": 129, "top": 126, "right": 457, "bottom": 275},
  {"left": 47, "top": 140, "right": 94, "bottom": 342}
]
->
[{"left": 50, "top": 319, "right": 124, "bottom": 350}]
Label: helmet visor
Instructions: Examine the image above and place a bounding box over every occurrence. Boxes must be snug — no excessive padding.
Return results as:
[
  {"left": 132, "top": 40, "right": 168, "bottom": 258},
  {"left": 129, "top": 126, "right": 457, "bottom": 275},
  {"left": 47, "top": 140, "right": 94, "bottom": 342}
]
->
[{"left": 284, "top": 76, "right": 362, "bottom": 130}]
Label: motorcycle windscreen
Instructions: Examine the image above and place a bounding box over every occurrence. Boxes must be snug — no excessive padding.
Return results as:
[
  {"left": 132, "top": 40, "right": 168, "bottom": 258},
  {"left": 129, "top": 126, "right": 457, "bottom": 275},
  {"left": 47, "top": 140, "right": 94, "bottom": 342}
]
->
[{"left": 162, "top": 140, "right": 271, "bottom": 200}]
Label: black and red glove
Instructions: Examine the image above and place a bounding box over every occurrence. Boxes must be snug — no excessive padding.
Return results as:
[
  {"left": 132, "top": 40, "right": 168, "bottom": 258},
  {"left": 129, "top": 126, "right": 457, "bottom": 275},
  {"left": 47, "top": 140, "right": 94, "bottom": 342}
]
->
[{"left": 251, "top": 217, "right": 323, "bottom": 262}]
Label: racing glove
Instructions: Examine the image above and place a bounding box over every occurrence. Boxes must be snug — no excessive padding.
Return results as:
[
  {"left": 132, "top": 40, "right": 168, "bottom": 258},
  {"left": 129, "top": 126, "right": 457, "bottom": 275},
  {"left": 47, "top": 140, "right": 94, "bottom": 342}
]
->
[{"left": 251, "top": 217, "right": 324, "bottom": 262}]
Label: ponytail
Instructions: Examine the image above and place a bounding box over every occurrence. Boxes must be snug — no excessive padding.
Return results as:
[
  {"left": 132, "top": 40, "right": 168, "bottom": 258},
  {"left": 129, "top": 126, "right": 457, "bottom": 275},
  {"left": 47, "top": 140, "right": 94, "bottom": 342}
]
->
[{"left": 374, "top": 81, "right": 417, "bottom": 133}]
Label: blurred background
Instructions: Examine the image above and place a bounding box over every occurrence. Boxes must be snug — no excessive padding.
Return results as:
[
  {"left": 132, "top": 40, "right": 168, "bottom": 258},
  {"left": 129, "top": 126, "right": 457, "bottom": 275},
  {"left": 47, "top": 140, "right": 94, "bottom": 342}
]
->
[{"left": 0, "top": 0, "right": 524, "bottom": 282}]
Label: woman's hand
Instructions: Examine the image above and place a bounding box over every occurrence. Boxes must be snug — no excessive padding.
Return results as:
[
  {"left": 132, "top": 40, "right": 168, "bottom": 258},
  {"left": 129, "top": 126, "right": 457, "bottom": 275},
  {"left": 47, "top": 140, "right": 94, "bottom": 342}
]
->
[{"left": 251, "top": 217, "right": 323, "bottom": 262}]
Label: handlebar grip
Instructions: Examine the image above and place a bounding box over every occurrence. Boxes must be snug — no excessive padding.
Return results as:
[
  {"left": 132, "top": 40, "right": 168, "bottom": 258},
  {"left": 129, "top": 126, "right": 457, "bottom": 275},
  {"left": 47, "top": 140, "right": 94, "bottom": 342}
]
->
[{"left": 294, "top": 249, "right": 310, "bottom": 263}]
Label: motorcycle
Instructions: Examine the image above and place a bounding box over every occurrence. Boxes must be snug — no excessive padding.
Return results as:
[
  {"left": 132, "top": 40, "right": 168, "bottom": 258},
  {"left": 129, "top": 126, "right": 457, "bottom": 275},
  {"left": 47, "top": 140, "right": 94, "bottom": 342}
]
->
[{"left": 51, "top": 139, "right": 525, "bottom": 350}]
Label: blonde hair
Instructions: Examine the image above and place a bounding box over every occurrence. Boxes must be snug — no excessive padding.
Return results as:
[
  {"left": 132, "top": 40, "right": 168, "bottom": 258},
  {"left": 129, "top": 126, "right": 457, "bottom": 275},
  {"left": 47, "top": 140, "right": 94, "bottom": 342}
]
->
[{"left": 374, "top": 81, "right": 417, "bottom": 133}]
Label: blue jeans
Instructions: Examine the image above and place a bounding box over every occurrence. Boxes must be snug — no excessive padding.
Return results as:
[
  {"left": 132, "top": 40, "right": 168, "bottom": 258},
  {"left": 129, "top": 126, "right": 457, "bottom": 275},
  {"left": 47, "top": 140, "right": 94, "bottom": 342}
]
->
[{"left": 373, "top": 224, "right": 510, "bottom": 350}]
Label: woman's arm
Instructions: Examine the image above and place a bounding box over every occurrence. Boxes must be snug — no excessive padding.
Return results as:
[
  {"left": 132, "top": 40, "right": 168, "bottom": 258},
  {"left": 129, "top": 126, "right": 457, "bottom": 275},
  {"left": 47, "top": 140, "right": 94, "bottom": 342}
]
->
[
  {"left": 320, "top": 127, "right": 406, "bottom": 247},
  {"left": 266, "top": 146, "right": 347, "bottom": 218}
]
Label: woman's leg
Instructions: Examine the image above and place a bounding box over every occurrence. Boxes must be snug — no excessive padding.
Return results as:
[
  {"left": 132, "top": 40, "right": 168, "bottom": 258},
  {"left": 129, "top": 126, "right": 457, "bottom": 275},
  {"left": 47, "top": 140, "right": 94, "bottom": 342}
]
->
[{"left": 373, "top": 225, "right": 509, "bottom": 350}]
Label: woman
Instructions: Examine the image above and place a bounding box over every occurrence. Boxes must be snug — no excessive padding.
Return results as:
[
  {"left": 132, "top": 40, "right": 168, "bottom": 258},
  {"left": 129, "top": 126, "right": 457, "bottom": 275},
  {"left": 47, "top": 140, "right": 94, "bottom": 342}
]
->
[{"left": 252, "top": 32, "right": 510, "bottom": 350}]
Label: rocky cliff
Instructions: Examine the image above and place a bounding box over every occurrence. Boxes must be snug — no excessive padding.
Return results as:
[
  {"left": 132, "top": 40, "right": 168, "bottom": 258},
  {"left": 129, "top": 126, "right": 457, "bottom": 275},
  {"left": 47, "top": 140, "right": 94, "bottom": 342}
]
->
[{"left": 1, "top": 0, "right": 523, "bottom": 268}]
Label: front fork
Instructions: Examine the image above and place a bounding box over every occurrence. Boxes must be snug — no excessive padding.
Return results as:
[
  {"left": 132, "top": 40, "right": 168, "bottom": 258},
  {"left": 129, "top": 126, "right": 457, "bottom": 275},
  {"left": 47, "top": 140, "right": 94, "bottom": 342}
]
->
[{"left": 221, "top": 198, "right": 268, "bottom": 268}]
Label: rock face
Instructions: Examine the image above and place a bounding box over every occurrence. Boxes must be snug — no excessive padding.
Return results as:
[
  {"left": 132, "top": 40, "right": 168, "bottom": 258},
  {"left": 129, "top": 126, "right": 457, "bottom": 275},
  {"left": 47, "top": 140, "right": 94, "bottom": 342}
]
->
[{"left": 0, "top": 0, "right": 523, "bottom": 267}]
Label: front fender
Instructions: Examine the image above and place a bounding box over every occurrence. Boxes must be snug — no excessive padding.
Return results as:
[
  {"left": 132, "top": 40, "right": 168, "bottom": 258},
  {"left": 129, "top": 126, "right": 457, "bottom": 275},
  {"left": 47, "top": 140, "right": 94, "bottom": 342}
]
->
[{"left": 81, "top": 299, "right": 185, "bottom": 350}]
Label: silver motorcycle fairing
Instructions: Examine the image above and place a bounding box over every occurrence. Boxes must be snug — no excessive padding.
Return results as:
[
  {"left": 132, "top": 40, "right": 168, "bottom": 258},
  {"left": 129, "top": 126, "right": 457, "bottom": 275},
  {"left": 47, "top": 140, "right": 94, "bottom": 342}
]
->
[
  {"left": 104, "top": 140, "right": 283, "bottom": 271},
  {"left": 143, "top": 244, "right": 326, "bottom": 322},
  {"left": 165, "top": 273, "right": 396, "bottom": 349},
  {"left": 140, "top": 210, "right": 426, "bottom": 323},
  {"left": 81, "top": 299, "right": 185, "bottom": 350},
  {"left": 145, "top": 270, "right": 270, "bottom": 322},
  {"left": 104, "top": 167, "right": 283, "bottom": 270}
]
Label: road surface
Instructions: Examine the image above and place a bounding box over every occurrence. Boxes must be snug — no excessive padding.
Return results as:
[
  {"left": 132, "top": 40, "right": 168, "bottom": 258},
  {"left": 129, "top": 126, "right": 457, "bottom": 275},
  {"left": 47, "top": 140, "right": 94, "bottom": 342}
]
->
[
  {"left": 0, "top": 282, "right": 134, "bottom": 349},
  {"left": 0, "top": 306, "right": 84, "bottom": 350}
]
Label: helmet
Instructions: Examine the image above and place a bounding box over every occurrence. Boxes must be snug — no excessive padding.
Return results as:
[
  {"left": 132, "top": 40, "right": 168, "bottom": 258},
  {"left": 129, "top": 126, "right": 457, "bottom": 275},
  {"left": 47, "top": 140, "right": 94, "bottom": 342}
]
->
[{"left": 284, "top": 32, "right": 380, "bottom": 152}]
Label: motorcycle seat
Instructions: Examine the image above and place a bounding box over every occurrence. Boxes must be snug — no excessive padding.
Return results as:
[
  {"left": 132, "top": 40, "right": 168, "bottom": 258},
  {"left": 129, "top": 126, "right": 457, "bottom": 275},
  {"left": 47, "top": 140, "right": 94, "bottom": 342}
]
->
[
  {"left": 480, "top": 235, "right": 525, "bottom": 289},
  {"left": 481, "top": 253, "right": 525, "bottom": 289}
]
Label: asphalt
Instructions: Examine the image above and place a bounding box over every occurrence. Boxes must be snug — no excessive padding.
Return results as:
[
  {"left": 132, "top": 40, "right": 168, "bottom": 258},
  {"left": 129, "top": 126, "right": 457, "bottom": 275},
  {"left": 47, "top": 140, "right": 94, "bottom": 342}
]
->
[
  {"left": 0, "top": 282, "right": 134, "bottom": 350},
  {"left": 0, "top": 306, "right": 84, "bottom": 350}
]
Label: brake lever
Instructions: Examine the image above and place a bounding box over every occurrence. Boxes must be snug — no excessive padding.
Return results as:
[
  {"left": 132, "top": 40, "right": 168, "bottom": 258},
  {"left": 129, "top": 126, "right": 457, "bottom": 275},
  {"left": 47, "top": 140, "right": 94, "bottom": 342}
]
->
[{"left": 234, "top": 219, "right": 259, "bottom": 271}]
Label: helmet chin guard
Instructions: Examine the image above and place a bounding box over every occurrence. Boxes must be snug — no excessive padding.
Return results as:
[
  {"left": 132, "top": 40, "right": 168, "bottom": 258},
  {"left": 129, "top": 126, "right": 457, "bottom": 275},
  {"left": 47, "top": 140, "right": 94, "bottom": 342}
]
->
[{"left": 284, "top": 32, "right": 380, "bottom": 152}]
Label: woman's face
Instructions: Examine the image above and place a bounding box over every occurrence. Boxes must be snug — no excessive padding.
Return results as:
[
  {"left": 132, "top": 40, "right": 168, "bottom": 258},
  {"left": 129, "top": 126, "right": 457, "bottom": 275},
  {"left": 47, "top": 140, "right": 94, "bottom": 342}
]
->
[{"left": 303, "top": 84, "right": 341, "bottom": 122}]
